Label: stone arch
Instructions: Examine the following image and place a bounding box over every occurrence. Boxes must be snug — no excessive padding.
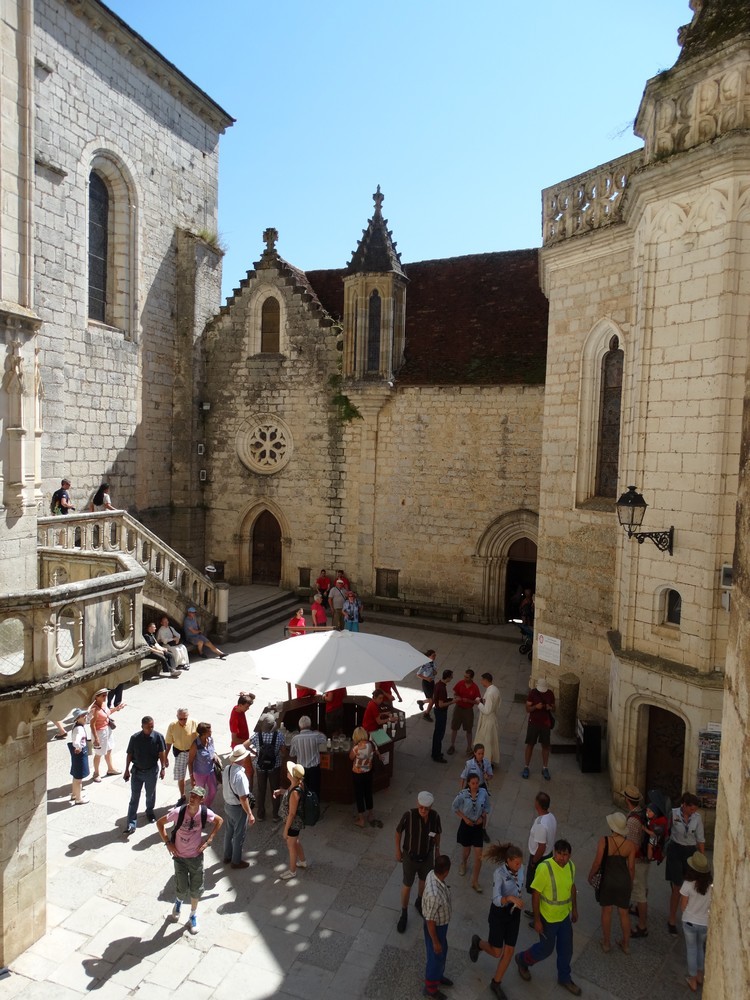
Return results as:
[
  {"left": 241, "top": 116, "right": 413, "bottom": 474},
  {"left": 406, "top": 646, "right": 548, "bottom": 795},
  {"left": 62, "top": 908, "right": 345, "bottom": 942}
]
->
[
  {"left": 238, "top": 500, "right": 292, "bottom": 585},
  {"left": 475, "top": 509, "right": 539, "bottom": 623},
  {"left": 576, "top": 318, "right": 627, "bottom": 504},
  {"left": 83, "top": 144, "right": 139, "bottom": 339},
  {"left": 246, "top": 287, "right": 288, "bottom": 355},
  {"left": 621, "top": 693, "right": 690, "bottom": 803}
]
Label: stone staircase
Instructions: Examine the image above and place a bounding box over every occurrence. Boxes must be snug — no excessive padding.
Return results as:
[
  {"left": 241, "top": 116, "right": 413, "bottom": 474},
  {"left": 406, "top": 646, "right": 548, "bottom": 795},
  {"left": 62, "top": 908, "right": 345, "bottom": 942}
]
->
[
  {"left": 226, "top": 585, "right": 300, "bottom": 643},
  {"left": 37, "top": 510, "right": 217, "bottom": 627}
]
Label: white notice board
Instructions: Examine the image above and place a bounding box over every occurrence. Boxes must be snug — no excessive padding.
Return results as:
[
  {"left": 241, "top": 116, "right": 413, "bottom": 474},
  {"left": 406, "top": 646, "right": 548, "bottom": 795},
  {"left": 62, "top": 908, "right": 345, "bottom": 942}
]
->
[{"left": 537, "top": 633, "right": 561, "bottom": 666}]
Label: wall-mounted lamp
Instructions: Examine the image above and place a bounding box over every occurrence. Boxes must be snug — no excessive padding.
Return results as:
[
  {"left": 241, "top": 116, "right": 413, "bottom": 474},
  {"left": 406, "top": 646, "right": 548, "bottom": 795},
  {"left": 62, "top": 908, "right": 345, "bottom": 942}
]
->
[{"left": 615, "top": 485, "right": 673, "bottom": 555}]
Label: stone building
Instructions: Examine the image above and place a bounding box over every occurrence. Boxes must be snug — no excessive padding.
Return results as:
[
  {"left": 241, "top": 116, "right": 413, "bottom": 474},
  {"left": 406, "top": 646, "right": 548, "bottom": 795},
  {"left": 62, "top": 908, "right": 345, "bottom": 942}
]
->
[
  {"left": 0, "top": 0, "right": 231, "bottom": 964},
  {"left": 203, "top": 198, "right": 548, "bottom": 622}
]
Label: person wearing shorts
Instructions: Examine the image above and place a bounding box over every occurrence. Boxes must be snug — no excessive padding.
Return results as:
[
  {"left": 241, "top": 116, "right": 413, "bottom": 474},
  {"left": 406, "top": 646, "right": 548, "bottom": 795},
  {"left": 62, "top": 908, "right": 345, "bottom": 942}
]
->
[
  {"left": 89, "top": 687, "right": 125, "bottom": 781},
  {"left": 394, "top": 791, "right": 442, "bottom": 934},
  {"left": 165, "top": 708, "right": 198, "bottom": 806},
  {"left": 469, "top": 841, "right": 525, "bottom": 998},
  {"left": 521, "top": 678, "right": 555, "bottom": 781},
  {"left": 448, "top": 668, "right": 481, "bottom": 755}
]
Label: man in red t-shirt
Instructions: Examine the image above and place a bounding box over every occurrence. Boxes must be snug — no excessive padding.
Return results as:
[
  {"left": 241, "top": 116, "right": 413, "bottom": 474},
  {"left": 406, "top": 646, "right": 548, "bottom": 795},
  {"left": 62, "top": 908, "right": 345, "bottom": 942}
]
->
[
  {"left": 521, "top": 678, "right": 556, "bottom": 781},
  {"left": 447, "top": 668, "right": 481, "bottom": 755},
  {"left": 324, "top": 686, "right": 347, "bottom": 734},
  {"left": 315, "top": 570, "right": 331, "bottom": 608}
]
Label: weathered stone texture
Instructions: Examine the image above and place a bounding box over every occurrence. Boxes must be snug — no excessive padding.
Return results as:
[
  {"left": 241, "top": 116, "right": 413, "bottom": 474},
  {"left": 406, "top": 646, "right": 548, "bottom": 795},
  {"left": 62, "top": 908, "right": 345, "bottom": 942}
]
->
[{"left": 33, "top": 0, "right": 224, "bottom": 522}]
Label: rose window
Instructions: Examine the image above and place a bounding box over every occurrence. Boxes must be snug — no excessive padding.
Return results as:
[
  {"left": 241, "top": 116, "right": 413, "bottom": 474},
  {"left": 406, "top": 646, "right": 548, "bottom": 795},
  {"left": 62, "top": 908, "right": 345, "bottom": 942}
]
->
[{"left": 237, "top": 416, "right": 293, "bottom": 475}]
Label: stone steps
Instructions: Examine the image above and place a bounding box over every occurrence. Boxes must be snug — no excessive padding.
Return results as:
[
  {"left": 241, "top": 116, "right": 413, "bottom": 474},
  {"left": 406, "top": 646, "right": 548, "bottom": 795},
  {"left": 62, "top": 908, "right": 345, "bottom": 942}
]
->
[{"left": 226, "top": 590, "right": 299, "bottom": 642}]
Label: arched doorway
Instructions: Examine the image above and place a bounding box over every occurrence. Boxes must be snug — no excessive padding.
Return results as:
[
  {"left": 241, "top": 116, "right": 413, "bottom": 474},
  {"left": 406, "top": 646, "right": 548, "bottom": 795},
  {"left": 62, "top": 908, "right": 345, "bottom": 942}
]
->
[
  {"left": 251, "top": 510, "right": 281, "bottom": 585},
  {"left": 645, "top": 705, "right": 685, "bottom": 804},
  {"left": 476, "top": 510, "right": 539, "bottom": 623},
  {"left": 504, "top": 537, "right": 537, "bottom": 620}
]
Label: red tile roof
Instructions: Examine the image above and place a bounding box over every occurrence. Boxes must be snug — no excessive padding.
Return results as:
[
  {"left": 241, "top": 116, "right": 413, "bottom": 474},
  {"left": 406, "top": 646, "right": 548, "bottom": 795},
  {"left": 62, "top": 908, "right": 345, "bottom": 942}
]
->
[{"left": 307, "top": 248, "right": 548, "bottom": 386}]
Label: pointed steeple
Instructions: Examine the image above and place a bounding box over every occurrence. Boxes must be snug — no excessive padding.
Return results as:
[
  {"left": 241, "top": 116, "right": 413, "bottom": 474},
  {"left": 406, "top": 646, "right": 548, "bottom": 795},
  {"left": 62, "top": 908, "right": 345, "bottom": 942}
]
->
[
  {"left": 675, "top": 0, "right": 750, "bottom": 65},
  {"left": 347, "top": 186, "right": 405, "bottom": 277}
]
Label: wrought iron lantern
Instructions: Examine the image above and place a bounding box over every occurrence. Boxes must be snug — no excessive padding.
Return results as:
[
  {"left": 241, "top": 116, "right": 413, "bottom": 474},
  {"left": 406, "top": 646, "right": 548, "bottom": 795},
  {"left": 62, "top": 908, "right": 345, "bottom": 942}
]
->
[{"left": 615, "top": 485, "right": 673, "bottom": 555}]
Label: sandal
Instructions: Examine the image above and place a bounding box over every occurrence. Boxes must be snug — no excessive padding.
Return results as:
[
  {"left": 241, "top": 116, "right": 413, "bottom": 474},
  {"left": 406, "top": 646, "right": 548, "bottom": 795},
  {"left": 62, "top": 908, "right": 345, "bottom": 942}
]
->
[
  {"left": 472, "top": 883, "right": 483, "bottom": 893},
  {"left": 92, "top": 776, "right": 101, "bottom": 783},
  {"left": 106, "top": 770, "right": 122, "bottom": 776}
]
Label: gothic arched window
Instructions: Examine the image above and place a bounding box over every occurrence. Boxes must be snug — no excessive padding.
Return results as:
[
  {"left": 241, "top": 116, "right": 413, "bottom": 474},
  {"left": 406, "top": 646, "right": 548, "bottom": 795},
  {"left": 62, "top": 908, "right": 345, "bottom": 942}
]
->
[
  {"left": 88, "top": 171, "right": 109, "bottom": 323},
  {"left": 366, "top": 290, "right": 381, "bottom": 373},
  {"left": 595, "top": 335, "right": 623, "bottom": 498},
  {"left": 260, "top": 297, "right": 280, "bottom": 353}
]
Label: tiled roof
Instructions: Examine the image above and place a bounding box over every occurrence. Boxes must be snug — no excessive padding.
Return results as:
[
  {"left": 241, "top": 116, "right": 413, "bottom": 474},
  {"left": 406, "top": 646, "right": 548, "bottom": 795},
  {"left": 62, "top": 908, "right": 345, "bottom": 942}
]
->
[{"left": 307, "top": 248, "right": 548, "bottom": 386}]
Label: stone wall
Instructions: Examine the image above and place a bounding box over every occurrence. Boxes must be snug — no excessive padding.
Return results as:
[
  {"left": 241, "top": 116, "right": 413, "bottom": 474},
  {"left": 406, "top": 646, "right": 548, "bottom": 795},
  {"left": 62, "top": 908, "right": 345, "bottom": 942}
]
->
[
  {"left": 33, "top": 0, "right": 226, "bottom": 524},
  {"left": 0, "top": 716, "right": 48, "bottom": 966},
  {"left": 204, "top": 260, "right": 544, "bottom": 614}
]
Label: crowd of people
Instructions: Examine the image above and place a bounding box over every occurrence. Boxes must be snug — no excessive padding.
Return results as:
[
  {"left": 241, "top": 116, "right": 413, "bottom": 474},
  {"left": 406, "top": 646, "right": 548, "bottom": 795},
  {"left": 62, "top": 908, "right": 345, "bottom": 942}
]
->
[
  {"left": 57, "top": 613, "right": 712, "bottom": 994},
  {"left": 286, "top": 568, "right": 363, "bottom": 634}
]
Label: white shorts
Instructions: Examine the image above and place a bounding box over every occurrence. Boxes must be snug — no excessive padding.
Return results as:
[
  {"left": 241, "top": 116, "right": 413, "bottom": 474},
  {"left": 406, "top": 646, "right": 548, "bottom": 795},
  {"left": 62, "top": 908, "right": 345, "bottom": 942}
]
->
[{"left": 93, "top": 726, "right": 114, "bottom": 756}]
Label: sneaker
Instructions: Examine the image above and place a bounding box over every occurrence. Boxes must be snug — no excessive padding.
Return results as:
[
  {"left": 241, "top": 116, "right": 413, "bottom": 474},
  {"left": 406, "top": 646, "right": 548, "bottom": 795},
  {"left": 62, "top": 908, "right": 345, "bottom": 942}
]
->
[
  {"left": 521, "top": 767, "right": 530, "bottom": 779},
  {"left": 515, "top": 956, "right": 531, "bottom": 981},
  {"left": 469, "top": 933, "right": 480, "bottom": 963},
  {"left": 169, "top": 901, "right": 182, "bottom": 922},
  {"left": 631, "top": 927, "right": 648, "bottom": 938},
  {"left": 296, "top": 860, "right": 307, "bottom": 868},
  {"left": 396, "top": 911, "right": 407, "bottom": 934},
  {"left": 188, "top": 912, "right": 199, "bottom": 934},
  {"left": 231, "top": 861, "right": 250, "bottom": 869},
  {"left": 280, "top": 870, "right": 297, "bottom": 881},
  {"left": 542, "top": 767, "right": 551, "bottom": 781},
  {"left": 175, "top": 796, "right": 186, "bottom": 807},
  {"left": 490, "top": 982, "right": 507, "bottom": 999},
  {"left": 559, "top": 982, "right": 581, "bottom": 996},
  {"left": 125, "top": 823, "right": 136, "bottom": 835},
  {"left": 447, "top": 746, "right": 455, "bottom": 755},
  {"left": 432, "top": 756, "right": 448, "bottom": 763}
]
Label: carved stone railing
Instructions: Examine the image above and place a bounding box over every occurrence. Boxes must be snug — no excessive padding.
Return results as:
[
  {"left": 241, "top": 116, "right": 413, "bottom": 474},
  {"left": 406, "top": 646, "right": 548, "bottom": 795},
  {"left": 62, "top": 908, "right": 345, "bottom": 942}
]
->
[
  {"left": 542, "top": 150, "right": 643, "bottom": 246},
  {"left": 0, "top": 551, "right": 146, "bottom": 697},
  {"left": 37, "top": 510, "right": 216, "bottom": 623}
]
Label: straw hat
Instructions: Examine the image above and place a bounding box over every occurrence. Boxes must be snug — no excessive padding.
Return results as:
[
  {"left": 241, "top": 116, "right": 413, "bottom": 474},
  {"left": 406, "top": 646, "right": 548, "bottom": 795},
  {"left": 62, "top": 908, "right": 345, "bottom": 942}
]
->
[{"left": 606, "top": 812, "right": 628, "bottom": 836}]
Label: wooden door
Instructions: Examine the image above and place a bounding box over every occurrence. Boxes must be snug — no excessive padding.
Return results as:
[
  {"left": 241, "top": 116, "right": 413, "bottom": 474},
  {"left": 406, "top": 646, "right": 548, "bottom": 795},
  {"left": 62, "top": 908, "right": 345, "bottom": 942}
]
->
[
  {"left": 646, "top": 705, "right": 685, "bottom": 804},
  {"left": 251, "top": 510, "right": 281, "bottom": 584}
]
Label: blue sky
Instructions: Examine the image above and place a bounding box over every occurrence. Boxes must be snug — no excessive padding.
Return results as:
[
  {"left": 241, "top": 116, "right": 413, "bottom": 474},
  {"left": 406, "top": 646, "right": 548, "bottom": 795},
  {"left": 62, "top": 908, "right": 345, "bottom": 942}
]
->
[{"left": 105, "top": 0, "right": 689, "bottom": 300}]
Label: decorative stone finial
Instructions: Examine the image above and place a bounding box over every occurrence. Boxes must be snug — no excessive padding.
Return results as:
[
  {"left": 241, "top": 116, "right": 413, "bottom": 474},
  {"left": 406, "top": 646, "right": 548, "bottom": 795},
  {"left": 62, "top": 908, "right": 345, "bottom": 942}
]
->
[
  {"left": 373, "top": 185, "right": 384, "bottom": 215},
  {"left": 262, "top": 227, "right": 279, "bottom": 253}
]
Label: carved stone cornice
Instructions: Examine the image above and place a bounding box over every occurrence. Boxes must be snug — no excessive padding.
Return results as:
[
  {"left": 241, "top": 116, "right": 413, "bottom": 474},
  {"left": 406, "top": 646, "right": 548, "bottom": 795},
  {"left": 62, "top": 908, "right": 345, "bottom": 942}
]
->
[
  {"left": 634, "top": 37, "right": 750, "bottom": 162},
  {"left": 0, "top": 300, "right": 42, "bottom": 335},
  {"left": 65, "top": 0, "right": 234, "bottom": 133}
]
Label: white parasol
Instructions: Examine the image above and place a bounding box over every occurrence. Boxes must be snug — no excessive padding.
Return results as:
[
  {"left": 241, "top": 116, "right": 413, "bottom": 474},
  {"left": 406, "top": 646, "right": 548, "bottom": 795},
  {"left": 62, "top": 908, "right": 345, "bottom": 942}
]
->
[{"left": 246, "top": 629, "right": 427, "bottom": 694}]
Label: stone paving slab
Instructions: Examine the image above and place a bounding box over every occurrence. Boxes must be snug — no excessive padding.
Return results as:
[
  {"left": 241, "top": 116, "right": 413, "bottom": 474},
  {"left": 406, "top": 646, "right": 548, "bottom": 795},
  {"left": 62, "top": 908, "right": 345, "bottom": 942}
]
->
[{"left": 4, "top": 616, "right": 698, "bottom": 999}]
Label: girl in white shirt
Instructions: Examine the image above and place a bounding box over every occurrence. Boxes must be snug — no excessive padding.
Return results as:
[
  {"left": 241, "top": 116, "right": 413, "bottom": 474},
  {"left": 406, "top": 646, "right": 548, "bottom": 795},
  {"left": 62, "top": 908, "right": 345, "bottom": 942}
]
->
[{"left": 680, "top": 852, "right": 712, "bottom": 992}]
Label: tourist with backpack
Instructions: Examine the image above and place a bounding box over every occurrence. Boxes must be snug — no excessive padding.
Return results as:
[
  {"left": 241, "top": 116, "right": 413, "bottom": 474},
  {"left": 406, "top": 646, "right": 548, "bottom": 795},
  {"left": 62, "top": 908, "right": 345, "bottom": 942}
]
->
[
  {"left": 249, "top": 713, "right": 283, "bottom": 821},
  {"left": 156, "top": 785, "right": 223, "bottom": 935},
  {"left": 221, "top": 745, "right": 255, "bottom": 868},
  {"left": 274, "top": 761, "right": 309, "bottom": 881}
]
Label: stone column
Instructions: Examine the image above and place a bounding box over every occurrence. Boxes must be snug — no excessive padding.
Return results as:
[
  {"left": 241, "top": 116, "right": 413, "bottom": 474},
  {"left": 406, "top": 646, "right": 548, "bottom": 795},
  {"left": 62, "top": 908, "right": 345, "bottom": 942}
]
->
[{"left": 0, "top": 704, "right": 50, "bottom": 966}]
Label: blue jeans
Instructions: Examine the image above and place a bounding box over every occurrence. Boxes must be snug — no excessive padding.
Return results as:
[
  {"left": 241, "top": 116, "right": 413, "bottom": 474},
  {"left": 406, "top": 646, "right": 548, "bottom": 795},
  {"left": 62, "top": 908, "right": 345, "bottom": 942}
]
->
[
  {"left": 683, "top": 921, "right": 707, "bottom": 977},
  {"left": 423, "top": 921, "right": 448, "bottom": 994},
  {"left": 519, "top": 914, "right": 573, "bottom": 984},
  {"left": 432, "top": 709, "right": 448, "bottom": 759},
  {"left": 127, "top": 766, "right": 158, "bottom": 825},
  {"left": 344, "top": 620, "right": 359, "bottom": 631},
  {"left": 223, "top": 803, "right": 248, "bottom": 864}
]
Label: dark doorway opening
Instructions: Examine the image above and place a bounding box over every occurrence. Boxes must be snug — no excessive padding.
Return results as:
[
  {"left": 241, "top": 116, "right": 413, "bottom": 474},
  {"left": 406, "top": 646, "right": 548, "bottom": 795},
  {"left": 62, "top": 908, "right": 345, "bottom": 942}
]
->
[
  {"left": 251, "top": 510, "right": 282, "bottom": 585},
  {"left": 505, "top": 537, "right": 537, "bottom": 620},
  {"left": 646, "top": 705, "right": 685, "bottom": 805}
]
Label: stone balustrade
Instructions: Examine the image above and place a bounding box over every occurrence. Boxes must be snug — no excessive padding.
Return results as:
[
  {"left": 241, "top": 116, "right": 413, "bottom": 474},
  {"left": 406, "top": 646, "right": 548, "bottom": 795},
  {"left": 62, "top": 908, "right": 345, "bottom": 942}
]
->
[
  {"left": 37, "top": 510, "right": 216, "bottom": 621},
  {"left": 542, "top": 150, "right": 643, "bottom": 246},
  {"left": 0, "top": 550, "right": 145, "bottom": 694}
]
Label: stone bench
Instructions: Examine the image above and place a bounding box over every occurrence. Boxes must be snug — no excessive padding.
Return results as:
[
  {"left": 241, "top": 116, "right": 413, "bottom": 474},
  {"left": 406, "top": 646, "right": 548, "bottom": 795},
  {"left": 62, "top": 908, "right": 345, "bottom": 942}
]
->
[{"left": 369, "top": 597, "right": 464, "bottom": 623}]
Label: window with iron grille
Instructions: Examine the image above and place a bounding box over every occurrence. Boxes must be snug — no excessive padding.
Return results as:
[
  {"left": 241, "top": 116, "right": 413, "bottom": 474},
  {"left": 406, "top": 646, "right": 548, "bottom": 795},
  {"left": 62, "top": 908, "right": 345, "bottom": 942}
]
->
[{"left": 88, "top": 171, "right": 109, "bottom": 323}]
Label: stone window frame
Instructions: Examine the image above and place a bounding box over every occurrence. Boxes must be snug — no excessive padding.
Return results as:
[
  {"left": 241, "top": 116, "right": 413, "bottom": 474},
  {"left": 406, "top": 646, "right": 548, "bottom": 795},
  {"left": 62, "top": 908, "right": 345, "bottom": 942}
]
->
[
  {"left": 86, "top": 150, "right": 138, "bottom": 341},
  {"left": 651, "top": 584, "right": 685, "bottom": 642},
  {"left": 247, "top": 288, "right": 287, "bottom": 356},
  {"left": 575, "top": 319, "right": 627, "bottom": 507}
]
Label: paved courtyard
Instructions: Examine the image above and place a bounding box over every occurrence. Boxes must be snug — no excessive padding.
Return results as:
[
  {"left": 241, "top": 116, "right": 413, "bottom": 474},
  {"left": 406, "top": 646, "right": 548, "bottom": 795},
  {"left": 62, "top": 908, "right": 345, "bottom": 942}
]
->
[{"left": 5, "top": 613, "right": 697, "bottom": 999}]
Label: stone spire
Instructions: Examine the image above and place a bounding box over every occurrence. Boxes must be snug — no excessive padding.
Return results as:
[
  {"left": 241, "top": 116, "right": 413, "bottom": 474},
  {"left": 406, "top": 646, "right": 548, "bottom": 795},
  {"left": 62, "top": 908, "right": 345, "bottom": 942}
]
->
[
  {"left": 675, "top": 0, "right": 750, "bottom": 65},
  {"left": 347, "top": 186, "right": 405, "bottom": 276}
]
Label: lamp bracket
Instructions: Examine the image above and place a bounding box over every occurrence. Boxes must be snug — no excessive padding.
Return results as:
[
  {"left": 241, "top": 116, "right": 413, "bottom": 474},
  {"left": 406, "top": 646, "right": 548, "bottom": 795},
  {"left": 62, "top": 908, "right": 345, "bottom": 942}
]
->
[{"left": 627, "top": 526, "right": 674, "bottom": 556}]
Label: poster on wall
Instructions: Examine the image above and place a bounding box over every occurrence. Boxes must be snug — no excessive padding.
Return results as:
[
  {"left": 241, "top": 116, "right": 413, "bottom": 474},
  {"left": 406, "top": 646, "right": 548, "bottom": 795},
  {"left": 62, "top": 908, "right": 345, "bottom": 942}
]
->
[{"left": 537, "top": 633, "right": 561, "bottom": 666}]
